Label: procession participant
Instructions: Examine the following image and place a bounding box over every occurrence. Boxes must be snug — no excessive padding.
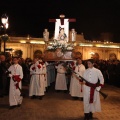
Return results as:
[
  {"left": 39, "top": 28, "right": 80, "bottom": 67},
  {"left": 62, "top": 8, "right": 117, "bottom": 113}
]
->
[
  {"left": 50, "top": 61, "right": 56, "bottom": 83},
  {"left": 29, "top": 58, "right": 46, "bottom": 100},
  {"left": 18, "top": 58, "right": 27, "bottom": 85},
  {"left": 83, "top": 59, "right": 104, "bottom": 120},
  {"left": 55, "top": 61, "right": 67, "bottom": 92},
  {"left": 24, "top": 58, "right": 33, "bottom": 84},
  {"left": 38, "top": 58, "right": 47, "bottom": 92},
  {"left": 69, "top": 60, "right": 77, "bottom": 91},
  {"left": 69, "top": 58, "right": 85, "bottom": 100},
  {"left": 45, "top": 61, "right": 56, "bottom": 87},
  {"left": 8, "top": 56, "right": 23, "bottom": 109},
  {"left": 0, "top": 54, "right": 9, "bottom": 97},
  {"left": 45, "top": 61, "right": 51, "bottom": 88},
  {"left": 6, "top": 57, "right": 13, "bottom": 96}
]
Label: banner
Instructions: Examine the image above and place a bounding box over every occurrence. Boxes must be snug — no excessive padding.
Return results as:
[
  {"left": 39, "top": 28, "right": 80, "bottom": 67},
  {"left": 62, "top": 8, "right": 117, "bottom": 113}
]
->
[{"left": 54, "top": 19, "right": 69, "bottom": 42}]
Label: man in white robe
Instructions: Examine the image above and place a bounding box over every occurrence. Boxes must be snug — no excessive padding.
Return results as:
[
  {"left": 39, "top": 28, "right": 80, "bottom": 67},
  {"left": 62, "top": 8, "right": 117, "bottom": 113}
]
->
[
  {"left": 55, "top": 62, "right": 67, "bottom": 92},
  {"left": 29, "top": 58, "right": 46, "bottom": 100},
  {"left": 69, "top": 58, "right": 85, "bottom": 100},
  {"left": 8, "top": 57, "right": 23, "bottom": 109},
  {"left": 83, "top": 59, "right": 104, "bottom": 120}
]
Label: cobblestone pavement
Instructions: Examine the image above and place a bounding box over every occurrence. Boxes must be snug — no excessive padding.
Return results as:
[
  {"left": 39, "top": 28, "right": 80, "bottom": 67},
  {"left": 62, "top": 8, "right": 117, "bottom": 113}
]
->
[{"left": 0, "top": 84, "right": 120, "bottom": 120}]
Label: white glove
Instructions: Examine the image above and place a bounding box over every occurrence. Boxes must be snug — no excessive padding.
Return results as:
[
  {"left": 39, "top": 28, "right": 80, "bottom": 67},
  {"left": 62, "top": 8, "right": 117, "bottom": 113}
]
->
[
  {"left": 9, "top": 74, "right": 12, "bottom": 77},
  {"left": 76, "top": 73, "right": 79, "bottom": 77},
  {"left": 96, "top": 86, "right": 101, "bottom": 91}
]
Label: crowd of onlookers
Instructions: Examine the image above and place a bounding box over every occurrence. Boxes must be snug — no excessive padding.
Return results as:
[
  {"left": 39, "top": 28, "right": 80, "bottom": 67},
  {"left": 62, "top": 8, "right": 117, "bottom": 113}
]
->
[
  {"left": 0, "top": 55, "right": 33, "bottom": 97},
  {"left": 0, "top": 54, "right": 120, "bottom": 98},
  {"left": 83, "top": 59, "right": 120, "bottom": 87}
]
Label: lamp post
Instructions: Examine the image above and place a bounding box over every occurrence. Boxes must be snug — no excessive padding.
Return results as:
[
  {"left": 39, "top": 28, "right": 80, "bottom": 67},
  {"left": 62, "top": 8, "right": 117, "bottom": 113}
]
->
[{"left": 1, "top": 14, "right": 9, "bottom": 53}]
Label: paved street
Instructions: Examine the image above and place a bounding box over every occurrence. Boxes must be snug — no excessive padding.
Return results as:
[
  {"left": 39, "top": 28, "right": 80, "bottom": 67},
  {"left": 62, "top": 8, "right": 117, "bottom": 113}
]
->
[{"left": 0, "top": 83, "right": 120, "bottom": 120}]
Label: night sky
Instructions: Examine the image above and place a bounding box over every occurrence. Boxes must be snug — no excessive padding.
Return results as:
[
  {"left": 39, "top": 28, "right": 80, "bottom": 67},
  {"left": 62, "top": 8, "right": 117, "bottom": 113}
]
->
[{"left": 0, "top": 0, "right": 120, "bottom": 42}]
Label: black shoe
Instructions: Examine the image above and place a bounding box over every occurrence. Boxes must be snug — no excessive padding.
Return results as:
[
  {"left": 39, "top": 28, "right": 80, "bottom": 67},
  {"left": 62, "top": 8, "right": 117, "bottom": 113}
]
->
[
  {"left": 17, "top": 104, "right": 21, "bottom": 107},
  {"left": 45, "top": 87, "right": 49, "bottom": 93},
  {"left": 84, "top": 113, "right": 89, "bottom": 120},
  {"left": 89, "top": 112, "right": 93, "bottom": 119},
  {"left": 31, "top": 95, "right": 36, "bottom": 99},
  {"left": 38, "top": 96, "right": 43, "bottom": 100},
  {"left": 56, "top": 90, "right": 60, "bottom": 93},
  {"left": 9, "top": 105, "right": 17, "bottom": 109},
  {"left": 64, "top": 90, "right": 68, "bottom": 93}
]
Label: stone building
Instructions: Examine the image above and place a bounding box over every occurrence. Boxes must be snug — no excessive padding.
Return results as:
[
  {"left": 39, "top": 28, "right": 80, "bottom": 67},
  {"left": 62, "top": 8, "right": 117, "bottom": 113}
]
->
[{"left": 1, "top": 33, "right": 120, "bottom": 60}]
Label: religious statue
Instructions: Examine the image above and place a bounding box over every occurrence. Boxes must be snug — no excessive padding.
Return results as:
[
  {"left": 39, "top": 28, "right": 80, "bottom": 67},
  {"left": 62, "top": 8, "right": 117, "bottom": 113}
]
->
[
  {"left": 43, "top": 29, "right": 49, "bottom": 42},
  {"left": 57, "top": 28, "right": 67, "bottom": 43},
  {"left": 70, "top": 28, "right": 77, "bottom": 42},
  {"left": 49, "top": 14, "right": 76, "bottom": 42}
]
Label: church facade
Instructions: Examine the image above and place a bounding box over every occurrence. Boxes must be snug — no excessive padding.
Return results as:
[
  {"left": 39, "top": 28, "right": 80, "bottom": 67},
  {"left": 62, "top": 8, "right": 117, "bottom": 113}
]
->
[{"left": 2, "top": 34, "right": 120, "bottom": 60}]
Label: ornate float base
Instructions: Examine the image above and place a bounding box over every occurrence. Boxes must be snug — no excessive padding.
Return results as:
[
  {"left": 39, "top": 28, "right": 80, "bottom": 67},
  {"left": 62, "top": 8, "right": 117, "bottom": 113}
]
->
[{"left": 43, "top": 48, "right": 82, "bottom": 61}]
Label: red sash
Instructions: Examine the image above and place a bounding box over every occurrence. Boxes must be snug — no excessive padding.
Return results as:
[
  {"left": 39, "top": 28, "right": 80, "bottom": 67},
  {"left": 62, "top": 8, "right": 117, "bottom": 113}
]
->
[
  {"left": 12, "top": 75, "right": 21, "bottom": 89},
  {"left": 85, "top": 82, "right": 104, "bottom": 103},
  {"left": 85, "top": 82, "right": 96, "bottom": 103}
]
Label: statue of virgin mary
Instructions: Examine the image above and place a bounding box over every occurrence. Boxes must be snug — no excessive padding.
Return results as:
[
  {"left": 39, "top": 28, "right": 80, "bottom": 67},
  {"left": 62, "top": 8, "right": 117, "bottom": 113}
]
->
[{"left": 57, "top": 28, "right": 67, "bottom": 44}]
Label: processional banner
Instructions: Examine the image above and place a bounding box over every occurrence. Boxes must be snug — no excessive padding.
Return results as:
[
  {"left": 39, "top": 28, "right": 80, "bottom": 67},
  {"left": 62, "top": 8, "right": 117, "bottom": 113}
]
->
[{"left": 54, "top": 19, "right": 69, "bottom": 42}]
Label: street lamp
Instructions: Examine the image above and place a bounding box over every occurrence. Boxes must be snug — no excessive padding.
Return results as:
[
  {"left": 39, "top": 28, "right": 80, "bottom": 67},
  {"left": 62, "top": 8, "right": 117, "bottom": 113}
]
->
[
  {"left": 1, "top": 14, "right": 8, "bottom": 24},
  {"left": 1, "top": 14, "right": 9, "bottom": 53}
]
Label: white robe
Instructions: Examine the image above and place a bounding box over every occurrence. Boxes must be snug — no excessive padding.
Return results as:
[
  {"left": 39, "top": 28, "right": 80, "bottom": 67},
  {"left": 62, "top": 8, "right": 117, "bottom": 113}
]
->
[
  {"left": 8, "top": 64, "right": 23, "bottom": 106},
  {"left": 55, "top": 64, "right": 67, "bottom": 90},
  {"left": 29, "top": 61, "right": 46, "bottom": 96},
  {"left": 69, "top": 64, "right": 85, "bottom": 97},
  {"left": 83, "top": 67, "right": 104, "bottom": 113}
]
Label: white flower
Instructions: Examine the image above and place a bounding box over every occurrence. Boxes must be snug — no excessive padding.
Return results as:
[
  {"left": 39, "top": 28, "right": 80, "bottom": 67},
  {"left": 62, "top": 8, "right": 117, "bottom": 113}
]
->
[
  {"left": 47, "top": 46, "right": 53, "bottom": 49},
  {"left": 67, "top": 47, "right": 73, "bottom": 50}
]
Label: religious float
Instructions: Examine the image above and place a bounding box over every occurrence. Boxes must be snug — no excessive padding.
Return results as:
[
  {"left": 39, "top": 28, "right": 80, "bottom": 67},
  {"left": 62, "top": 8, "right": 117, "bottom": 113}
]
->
[{"left": 43, "top": 14, "right": 82, "bottom": 61}]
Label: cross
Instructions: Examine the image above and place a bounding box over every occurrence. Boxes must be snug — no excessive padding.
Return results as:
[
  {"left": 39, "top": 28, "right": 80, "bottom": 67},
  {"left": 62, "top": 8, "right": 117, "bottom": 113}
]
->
[
  {"left": 49, "top": 14, "right": 76, "bottom": 25},
  {"left": 49, "top": 14, "right": 76, "bottom": 41}
]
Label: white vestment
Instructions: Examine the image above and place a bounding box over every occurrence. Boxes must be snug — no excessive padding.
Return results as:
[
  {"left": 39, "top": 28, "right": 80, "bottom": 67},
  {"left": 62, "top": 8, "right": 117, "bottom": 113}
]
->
[
  {"left": 83, "top": 67, "right": 104, "bottom": 113},
  {"left": 69, "top": 64, "right": 85, "bottom": 97},
  {"left": 55, "top": 64, "right": 67, "bottom": 90},
  {"left": 8, "top": 64, "right": 23, "bottom": 106},
  {"left": 29, "top": 61, "right": 46, "bottom": 96}
]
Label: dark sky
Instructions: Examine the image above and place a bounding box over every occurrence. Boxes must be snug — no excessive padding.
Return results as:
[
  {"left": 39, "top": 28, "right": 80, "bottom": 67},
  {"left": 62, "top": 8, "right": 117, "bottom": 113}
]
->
[{"left": 0, "top": 0, "right": 120, "bottom": 42}]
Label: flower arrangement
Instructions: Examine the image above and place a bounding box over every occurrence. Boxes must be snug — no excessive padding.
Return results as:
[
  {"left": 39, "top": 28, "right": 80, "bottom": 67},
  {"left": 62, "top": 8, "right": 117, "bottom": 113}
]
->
[{"left": 47, "top": 39, "right": 74, "bottom": 52}]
